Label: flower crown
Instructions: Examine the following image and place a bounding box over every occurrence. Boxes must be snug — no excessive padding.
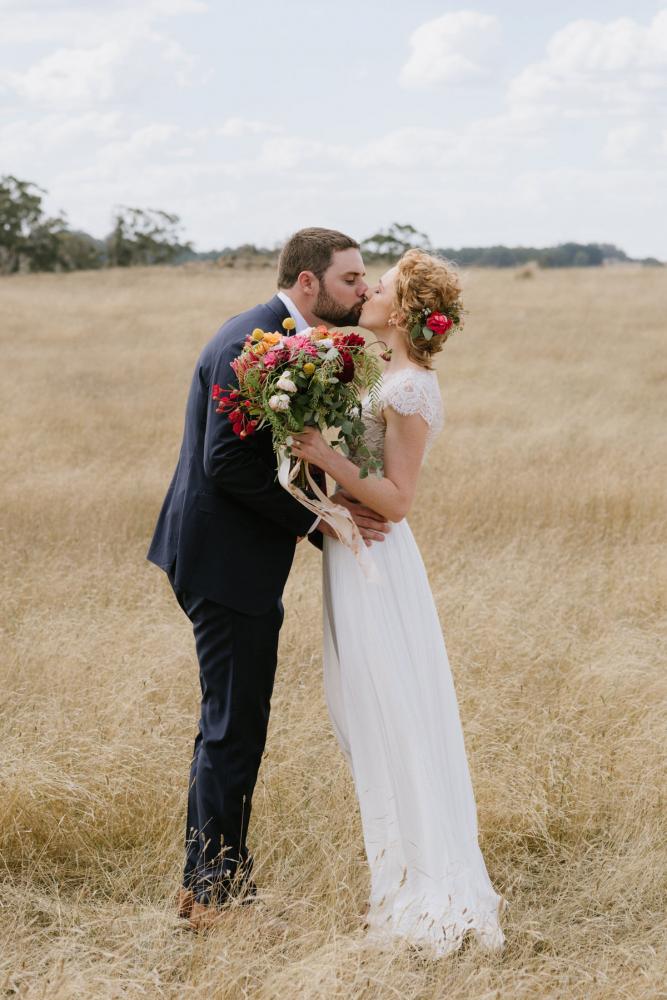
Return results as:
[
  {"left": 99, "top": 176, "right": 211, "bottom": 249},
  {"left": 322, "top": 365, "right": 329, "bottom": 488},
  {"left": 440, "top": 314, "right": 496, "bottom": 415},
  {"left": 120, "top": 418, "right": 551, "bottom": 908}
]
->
[{"left": 409, "top": 304, "right": 462, "bottom": 343}]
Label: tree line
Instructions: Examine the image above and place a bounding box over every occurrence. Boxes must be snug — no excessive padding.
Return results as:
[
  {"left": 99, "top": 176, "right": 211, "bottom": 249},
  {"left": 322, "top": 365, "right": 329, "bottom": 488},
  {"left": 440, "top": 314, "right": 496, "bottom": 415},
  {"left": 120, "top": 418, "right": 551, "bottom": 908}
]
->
[
  {"left": 0, "top": 176, "right": 661, "bottom": 275},
  {"left": 0, "top": 175, "right": 191, "bottom": 274}
]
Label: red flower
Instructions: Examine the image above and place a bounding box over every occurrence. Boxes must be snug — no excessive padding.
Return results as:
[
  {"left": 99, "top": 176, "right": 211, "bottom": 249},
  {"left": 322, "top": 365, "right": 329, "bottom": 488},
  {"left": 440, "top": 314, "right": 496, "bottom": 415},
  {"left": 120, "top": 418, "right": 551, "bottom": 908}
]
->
[
  {"left": 338, "top": 349, "right": 355, "bottom": 383},
  {"left": 425, "top": 312, "right": 453, "bottom": 336},
  {"left": 334, "top": 331, "right": 365, "bottom": 348}
]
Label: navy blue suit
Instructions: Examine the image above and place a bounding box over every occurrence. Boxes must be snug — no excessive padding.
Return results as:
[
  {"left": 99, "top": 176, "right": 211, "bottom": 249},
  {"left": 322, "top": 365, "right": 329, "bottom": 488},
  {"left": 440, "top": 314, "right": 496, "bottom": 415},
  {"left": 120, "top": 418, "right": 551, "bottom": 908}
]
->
[{"left": 148, "top": 295, "right": 319, "bottom": 902}]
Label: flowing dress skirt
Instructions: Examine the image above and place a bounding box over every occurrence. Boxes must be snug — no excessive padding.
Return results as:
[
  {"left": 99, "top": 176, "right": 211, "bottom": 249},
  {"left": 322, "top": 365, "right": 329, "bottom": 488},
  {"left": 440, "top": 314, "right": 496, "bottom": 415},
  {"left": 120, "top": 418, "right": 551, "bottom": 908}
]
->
[{"left": 323, "top": 520, "right": 505, "bottom": 955}]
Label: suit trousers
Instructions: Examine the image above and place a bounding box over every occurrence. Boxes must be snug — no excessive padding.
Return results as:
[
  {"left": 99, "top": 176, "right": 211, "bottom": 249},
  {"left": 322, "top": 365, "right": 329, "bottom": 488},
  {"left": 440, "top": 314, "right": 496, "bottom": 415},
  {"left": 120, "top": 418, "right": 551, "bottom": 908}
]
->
[{"left": 169, "top": 574, "right": 283, "bottom": 902}]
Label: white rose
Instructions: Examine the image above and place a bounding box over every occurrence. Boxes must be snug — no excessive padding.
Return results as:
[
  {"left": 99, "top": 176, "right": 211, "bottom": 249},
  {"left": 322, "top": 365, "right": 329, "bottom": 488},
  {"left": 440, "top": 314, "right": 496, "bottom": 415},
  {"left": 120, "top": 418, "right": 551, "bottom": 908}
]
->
[
  {"left": 275, "top": 373, "right": 297, "bottom": 393},
  {"left": 268, "top": 393, "right": 291, "bottom": 412},
  {"left": 318, "top": 338, "right": 333, "bottom": 349}
]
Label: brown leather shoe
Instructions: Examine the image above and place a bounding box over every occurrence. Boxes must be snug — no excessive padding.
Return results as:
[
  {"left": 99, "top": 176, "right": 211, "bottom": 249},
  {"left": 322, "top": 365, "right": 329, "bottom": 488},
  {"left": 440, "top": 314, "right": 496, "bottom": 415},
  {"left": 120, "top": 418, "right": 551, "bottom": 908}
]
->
[
  {"left": 188, "top": 899, "right": 288, "bottom": 935},
  {"left": 188, "top": 900, "right": 228, "bottom": 932},
  {"left": 176, "top": 887, "right": 195, "bottom": 920}
]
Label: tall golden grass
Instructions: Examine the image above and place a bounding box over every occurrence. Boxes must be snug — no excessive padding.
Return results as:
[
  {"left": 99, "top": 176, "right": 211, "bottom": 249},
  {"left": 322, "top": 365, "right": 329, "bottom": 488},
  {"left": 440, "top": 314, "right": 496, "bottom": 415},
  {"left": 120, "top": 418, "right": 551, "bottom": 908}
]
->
[{"left": 0, "top": 264, "right": 665, "bottom": 999}]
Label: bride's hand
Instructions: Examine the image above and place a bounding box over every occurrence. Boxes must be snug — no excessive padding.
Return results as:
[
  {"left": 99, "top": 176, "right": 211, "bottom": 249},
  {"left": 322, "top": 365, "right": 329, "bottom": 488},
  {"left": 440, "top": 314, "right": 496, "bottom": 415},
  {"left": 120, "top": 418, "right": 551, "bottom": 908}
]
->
[{"left": 290, "top": 428, "right": 332, "bottom": 470}]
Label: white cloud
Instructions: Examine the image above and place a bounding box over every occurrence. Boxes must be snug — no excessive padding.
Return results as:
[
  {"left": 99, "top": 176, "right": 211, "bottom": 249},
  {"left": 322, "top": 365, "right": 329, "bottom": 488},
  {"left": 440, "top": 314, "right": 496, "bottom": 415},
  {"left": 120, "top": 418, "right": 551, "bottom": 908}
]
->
[
  {"left": 0, "top": 1, "right": 203, "bottom": 108},
  {"left": 0, "top": 112, "right": 122, "bottom": 160},
  {"left": 258, "top": 136, "right": 331, "bottom": 170},
  {"left": 7, "top": 43, "right": 126, "bottom": 104},
  {"left": 218, "top": 118, "right": 282, "bottom": 138},
  {"left": 399, "top": 11, "right": 501, "bottom": 89},
  {"left": 0, "top": 0, "right": 206, "bottom": 45},
  {"left": 255, "top": 111, "right": 545, "bottom": 174},
  {"left": 509, "top": 12, "right": 667, "bottom": 117},
  {"left": 603, "top": 123, "right": 647, "bottom": 162}
]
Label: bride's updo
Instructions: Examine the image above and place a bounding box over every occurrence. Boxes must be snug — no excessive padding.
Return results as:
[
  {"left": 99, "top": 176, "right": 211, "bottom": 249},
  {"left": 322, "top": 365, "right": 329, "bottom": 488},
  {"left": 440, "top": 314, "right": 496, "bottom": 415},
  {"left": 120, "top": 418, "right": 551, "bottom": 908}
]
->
[{"left": 393, "top": 249, "right": 463, "bottom": 370}]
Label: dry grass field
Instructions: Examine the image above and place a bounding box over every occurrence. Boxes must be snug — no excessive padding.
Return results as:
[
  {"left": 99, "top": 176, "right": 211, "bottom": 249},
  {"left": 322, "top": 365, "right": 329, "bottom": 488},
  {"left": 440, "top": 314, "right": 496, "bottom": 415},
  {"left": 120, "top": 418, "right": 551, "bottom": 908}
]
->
[{"left": 1, "top": 263, "right": 665, "bottom": 999}]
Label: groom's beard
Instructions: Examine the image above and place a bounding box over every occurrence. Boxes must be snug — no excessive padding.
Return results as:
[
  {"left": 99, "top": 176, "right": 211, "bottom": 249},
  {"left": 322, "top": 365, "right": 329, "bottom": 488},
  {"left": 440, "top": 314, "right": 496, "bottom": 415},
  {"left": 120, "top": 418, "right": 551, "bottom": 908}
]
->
[{"left": 314, "top": 280, "right": 365, "bottom": 327}]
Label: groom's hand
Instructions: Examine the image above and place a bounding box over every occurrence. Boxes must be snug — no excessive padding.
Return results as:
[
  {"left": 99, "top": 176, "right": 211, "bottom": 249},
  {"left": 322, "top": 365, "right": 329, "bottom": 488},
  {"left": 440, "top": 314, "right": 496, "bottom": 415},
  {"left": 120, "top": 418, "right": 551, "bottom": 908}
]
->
[{"left": 332, "top": 490, "right": 391, "bottom": 546}]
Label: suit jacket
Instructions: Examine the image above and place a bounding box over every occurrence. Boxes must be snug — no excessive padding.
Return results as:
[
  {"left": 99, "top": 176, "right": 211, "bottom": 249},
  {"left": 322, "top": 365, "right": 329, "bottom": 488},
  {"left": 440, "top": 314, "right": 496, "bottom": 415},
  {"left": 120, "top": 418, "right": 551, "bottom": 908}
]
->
[{"left": 147, "top": 295, "right": 321, "bottom": 614}]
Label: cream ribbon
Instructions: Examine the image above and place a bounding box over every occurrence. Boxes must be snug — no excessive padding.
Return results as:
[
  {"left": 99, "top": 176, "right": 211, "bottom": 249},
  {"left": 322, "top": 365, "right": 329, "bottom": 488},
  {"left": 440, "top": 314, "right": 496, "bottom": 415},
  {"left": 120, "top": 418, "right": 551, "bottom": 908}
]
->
[{"left": 278, "top": 448, "right": 380, "bottom": 583}]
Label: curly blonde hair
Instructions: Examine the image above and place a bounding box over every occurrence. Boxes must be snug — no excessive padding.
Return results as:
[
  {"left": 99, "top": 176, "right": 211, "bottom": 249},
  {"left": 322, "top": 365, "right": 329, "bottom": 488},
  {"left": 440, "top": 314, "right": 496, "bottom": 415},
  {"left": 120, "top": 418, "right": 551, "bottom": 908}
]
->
[{"left": 393, "top": 249, "right": 464, "bottom": 369}]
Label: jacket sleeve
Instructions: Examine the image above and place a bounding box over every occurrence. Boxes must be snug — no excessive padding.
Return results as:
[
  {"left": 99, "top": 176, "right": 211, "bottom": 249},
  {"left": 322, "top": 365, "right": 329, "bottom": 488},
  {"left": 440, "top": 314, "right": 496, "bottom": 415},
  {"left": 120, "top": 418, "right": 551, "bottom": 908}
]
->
[{"left": 201, "top": 331, "right": 319, "bottom": 538}]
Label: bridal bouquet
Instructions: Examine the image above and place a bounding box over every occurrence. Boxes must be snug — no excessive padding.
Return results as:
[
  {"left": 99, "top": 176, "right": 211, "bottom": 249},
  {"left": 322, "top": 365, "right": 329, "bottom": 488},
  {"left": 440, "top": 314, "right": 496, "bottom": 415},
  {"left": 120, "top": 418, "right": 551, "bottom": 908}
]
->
[
  {"left": 212, "top": 320, "right": 383, "bottom": 577},
  {"left": 212, "top": 321, "right": 383, "bottom": 478}
]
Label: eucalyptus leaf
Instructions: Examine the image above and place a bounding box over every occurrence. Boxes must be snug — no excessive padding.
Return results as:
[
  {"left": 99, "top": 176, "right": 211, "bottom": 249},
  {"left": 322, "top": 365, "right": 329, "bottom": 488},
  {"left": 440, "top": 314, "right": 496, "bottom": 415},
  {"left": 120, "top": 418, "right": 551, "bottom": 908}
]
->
[{"left": 422, "top": 326, "right": 433, "bottom": 341}]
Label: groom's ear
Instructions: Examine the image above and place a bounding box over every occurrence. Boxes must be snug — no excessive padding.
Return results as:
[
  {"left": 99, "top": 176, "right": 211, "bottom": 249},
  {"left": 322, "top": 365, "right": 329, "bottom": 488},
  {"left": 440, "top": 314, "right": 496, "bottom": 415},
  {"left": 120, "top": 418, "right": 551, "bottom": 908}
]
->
[{"left": 297, "top": 270, "right": 318, "bottom": 296}]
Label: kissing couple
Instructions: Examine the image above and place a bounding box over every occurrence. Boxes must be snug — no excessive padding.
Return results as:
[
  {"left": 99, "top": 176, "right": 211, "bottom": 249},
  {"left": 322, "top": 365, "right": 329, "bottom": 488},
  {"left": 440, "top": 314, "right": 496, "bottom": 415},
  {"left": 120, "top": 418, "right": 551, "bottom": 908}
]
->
[{"left": 147, "top": 227, "right": 505, "bottom": 956}]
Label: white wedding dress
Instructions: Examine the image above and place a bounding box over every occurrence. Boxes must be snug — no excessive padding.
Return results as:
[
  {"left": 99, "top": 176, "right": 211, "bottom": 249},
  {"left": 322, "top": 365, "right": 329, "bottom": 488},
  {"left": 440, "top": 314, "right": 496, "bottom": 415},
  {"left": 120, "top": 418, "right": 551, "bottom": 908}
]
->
[{"left": 323, "top": 366, "right": 505, "bottom": 956}]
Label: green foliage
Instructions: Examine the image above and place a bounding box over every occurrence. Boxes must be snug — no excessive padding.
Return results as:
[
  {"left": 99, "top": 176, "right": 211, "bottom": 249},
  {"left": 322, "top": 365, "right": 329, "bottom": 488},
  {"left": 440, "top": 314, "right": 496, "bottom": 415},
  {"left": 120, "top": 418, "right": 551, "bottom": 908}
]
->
[
  {"left": 361, "top": 222, "right": 432, "bottom": 260},
  {"left": 56, "top": 230, "right": 105, "bottom": 271},
  {"left": 0, "top": 175, "right": 68, "bottom": 274},
  {"left": 0, "top": 176, "right": 191, "bottom": 273},
  {"left": 106, "top": 207, "right": 191, "bottom": 267},
  {"left": 433, "top": 242, "right": 658, "bottom": 268}
]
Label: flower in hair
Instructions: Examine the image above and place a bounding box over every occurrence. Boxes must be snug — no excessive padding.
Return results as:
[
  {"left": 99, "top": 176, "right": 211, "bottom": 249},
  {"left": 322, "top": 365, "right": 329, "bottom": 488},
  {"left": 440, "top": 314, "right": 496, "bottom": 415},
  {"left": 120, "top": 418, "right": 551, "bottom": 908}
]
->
[{"left": 409, "top": 306, "right": 457, "bottom": 342}]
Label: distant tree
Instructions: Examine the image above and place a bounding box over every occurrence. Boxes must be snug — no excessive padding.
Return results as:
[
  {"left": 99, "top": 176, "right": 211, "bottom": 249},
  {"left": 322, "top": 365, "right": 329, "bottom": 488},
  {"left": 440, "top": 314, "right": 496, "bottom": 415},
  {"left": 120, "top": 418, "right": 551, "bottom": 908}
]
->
[
  {"left": 437, "top": 245, "right": 539, "bottom": 268},
  {"left": 539, "top": 242, "right": 604, "bottom": 268},
  {"left": 56, "top": 230, "right": 105, "bottom": 270},
  {"left": 598, "top": 243, "right": 629, "bottom": 263},
  {"left": 361, "top": 222, "right": 432, "bottom": 259},
  {"left": 0, "top": 175, "right": 68, "bottom": 274},
  {"left": 106, "top": 207, "right": 191, "bottom": 267}
]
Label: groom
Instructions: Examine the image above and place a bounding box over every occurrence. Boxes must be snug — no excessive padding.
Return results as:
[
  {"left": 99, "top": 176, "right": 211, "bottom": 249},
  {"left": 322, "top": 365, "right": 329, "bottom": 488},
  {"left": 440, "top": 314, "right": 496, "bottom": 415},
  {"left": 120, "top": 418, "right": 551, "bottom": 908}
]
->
[{"left": 147, "top": 227, "right": 390, "bottom": 930}]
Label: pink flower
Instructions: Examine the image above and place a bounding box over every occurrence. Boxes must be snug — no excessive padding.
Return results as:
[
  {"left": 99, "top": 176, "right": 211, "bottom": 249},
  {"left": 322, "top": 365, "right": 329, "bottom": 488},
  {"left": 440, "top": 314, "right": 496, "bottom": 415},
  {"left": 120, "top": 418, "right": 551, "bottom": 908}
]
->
[{"left": 263, "top": 348, "right": 286, "bottom": 370}]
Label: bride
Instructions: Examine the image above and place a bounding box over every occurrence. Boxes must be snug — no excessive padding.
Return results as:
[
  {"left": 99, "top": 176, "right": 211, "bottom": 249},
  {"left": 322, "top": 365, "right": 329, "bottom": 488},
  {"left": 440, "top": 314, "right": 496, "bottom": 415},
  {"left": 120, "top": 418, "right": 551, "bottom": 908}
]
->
[{"left": 291, "top": 249, "right": 506, "bottom": 957}]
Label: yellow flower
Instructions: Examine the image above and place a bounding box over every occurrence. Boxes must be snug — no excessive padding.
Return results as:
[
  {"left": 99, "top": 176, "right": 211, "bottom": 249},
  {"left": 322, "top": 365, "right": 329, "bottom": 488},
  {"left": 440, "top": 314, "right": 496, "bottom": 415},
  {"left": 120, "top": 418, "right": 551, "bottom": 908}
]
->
[
  {"left": 282, "top": 317, "right": 296, "bottom": 331},
  {"left": 264, "top": 332, "right": 281, "bottom": 345},
  {"left": 251, "top": 328, "right": 264, "bottom": 341},
  {"left": 303, "top": 362, "right": 316, "bottom": 376}
]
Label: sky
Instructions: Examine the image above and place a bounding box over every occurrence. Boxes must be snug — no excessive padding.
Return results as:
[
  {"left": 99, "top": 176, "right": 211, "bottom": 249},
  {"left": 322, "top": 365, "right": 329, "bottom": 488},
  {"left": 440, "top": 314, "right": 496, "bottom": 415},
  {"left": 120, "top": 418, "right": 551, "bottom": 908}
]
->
[{"left": 1, "top": 0, "right": 666, "bottom": 257}]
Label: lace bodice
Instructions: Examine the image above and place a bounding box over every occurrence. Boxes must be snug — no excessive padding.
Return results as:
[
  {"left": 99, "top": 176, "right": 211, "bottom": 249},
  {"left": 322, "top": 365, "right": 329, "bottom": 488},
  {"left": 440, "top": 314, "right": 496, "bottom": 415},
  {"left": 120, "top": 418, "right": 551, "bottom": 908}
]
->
[{"left": 349, "top": 367, "right": 444, "bottom": 472}]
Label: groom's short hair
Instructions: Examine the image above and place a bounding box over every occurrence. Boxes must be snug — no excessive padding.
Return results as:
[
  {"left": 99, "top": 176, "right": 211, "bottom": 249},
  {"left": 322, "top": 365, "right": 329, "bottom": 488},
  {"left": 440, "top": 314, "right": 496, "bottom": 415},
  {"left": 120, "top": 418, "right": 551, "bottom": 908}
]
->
[{"left": 277, "top": 228, "right": 359, "bottom": 288}]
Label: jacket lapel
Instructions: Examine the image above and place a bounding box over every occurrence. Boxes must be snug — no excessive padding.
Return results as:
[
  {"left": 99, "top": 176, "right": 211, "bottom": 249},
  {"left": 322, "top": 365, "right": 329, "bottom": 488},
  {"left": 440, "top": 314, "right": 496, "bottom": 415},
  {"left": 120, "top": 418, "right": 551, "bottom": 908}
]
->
[{"left": 265, "top": 294, "right": 291, "bottom": 330}]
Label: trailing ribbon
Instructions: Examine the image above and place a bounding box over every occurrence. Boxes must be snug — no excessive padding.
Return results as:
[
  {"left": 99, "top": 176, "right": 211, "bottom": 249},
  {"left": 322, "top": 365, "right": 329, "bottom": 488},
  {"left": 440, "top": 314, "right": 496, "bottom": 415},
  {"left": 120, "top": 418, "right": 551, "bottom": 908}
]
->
[{"left": 277, "top": 448, "right": 379, "bottom": 583}]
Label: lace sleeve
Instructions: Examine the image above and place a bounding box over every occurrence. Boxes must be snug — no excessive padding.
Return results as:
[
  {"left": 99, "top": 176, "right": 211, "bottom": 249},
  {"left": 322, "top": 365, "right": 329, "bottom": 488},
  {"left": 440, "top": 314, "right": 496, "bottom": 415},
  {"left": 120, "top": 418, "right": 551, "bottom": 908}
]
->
[{"left": 382, "top": 371, "right": 442, "bottom": 429}]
